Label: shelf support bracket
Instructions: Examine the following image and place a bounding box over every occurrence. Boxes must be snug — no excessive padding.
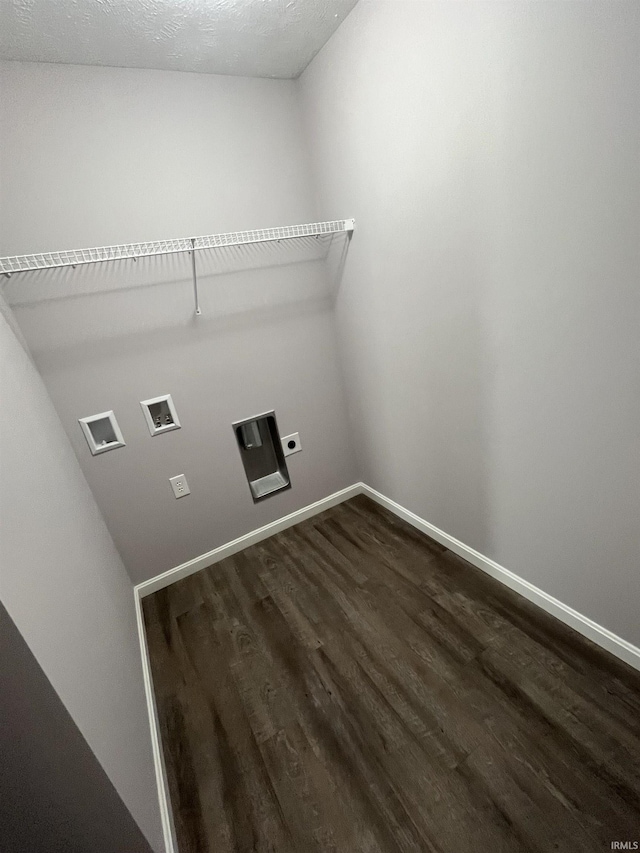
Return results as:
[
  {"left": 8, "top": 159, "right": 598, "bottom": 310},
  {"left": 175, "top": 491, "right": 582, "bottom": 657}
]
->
[{"left": 190, "top": 238, "right": 201, "bottom": 316}]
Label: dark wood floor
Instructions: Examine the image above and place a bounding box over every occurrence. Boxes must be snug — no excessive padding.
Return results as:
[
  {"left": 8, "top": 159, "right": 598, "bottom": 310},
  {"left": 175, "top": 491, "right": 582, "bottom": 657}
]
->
[{"left": 143, "top": 495, "right": 640, "bottom": 853}]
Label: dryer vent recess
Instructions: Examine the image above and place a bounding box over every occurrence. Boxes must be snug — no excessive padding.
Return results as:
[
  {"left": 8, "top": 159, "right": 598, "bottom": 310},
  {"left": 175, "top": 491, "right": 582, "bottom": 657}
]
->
[{"left": 233, "top": 411, "right": 291, "bottom": 502}]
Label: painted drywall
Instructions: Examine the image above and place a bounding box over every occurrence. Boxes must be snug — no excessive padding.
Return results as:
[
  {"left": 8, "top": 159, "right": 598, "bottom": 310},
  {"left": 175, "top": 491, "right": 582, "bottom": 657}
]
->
[
  {"left": 300, "top": 1, "right": 640, "bottom": 646},
  {"left": 0, "top": 601, "right": 153, "bottom": 853},
  {"left": 0, "top": 0, "right": 359, "bottom": 79},
  {"left": 0, "top": 303, "right": 163, "bottom": 850},
  {"left": 0, "top": 61, "right": 357, "bottom": 585}
]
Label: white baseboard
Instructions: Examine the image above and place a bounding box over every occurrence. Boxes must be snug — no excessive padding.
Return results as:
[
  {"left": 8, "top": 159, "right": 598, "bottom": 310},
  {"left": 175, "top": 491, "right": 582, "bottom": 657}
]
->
[
  {"left": 135, "top": 479, "right": 640, "bottom": 853},
  {"left": 135, "top": 483, "right": 363, "bottom": 599},
  {"left": 360, "top": 483, "right": 640, "bottom": 673},
  {"left": 134, "top": 589, "right": 178, "bottom": 853},
  {"left": 133, "top": 481, "right": 364, "bottom": 853}
]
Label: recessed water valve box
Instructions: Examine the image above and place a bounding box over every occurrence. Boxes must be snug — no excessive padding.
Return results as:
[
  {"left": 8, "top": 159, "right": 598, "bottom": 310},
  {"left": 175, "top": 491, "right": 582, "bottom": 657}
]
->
[
  {"left": 78, "top": 410, "right": 125, "bottom": 455},
  {"left": 233, "top": 411, "right": 291, "bottom": 502},
  {"left": 140, "top": 394, "right": 181, "bottom": 436}
]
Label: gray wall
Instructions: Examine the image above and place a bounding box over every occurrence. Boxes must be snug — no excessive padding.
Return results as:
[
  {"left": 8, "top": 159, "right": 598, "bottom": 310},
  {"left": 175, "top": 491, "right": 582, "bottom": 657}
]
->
[
  {"left": 0, "top": 61, "right": 357, "bottom": 585},
  {"left": 0, "top": 601, "right": 153, "bottom": 853},
  {"left": 0, "top": 303, "right": 162, "bottom": 849},
  {"left": 300, "top": 1, "right": 640, "bottom": 646}
]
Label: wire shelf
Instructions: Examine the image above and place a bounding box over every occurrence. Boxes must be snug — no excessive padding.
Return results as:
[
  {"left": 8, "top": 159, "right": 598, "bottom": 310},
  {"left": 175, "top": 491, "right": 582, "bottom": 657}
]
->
[{"left": 0, "top": 219, "right": 355, "bottom": 275}]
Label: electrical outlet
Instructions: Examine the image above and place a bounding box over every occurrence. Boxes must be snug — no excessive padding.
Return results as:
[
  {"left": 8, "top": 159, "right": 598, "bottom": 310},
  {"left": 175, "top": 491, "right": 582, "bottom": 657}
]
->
[
  {"left": 281, "top": 432, "right": 302, "bottom": 457},
  {"left": 169, "top": 474, "right": 190, "bottom": 499}
]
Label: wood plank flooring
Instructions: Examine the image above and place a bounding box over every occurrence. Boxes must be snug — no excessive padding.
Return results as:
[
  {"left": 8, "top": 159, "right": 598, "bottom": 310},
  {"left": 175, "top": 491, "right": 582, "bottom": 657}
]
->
[{"left": 142, "top": 495, "right": 640, "bottom": 852}]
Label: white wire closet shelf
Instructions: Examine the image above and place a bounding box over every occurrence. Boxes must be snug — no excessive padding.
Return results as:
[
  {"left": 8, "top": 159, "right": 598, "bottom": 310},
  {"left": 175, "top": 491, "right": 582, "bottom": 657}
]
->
[
  {"left": 0, "top": 219, "right": 355, "bottom": 315},
  {"left": 0, "top": 219, "right": 355, "bottom": 274}
]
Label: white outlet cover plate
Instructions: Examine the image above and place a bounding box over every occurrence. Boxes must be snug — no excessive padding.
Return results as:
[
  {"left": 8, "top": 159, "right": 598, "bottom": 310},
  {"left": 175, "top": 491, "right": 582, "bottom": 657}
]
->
[
  {"left": 169, "top": 474, "right": 190, "bottom": 499},
  {"left": 282, "top": 432, "right": 302, "bottom": 457}
]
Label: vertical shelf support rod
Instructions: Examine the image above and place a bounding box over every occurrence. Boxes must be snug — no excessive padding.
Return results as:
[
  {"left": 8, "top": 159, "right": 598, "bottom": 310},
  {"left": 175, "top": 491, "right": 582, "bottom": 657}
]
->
[{"left": 190, "top": 238, "right": 201, "bottom": 316}]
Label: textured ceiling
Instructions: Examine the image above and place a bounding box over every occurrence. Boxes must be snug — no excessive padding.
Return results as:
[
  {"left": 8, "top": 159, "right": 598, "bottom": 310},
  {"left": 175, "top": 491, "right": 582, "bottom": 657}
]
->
[{"left": 0, "top": 0, "right": 359, "bottom": 78}]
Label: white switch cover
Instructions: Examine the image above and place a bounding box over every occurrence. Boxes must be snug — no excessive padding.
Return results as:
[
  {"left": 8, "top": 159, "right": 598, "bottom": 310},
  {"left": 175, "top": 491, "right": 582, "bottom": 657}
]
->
[
  {"left": 282, "top": 432, "right": 302, "bottom": 457},
  {"left": 169, "top": 474, "right": 190, "bottom": 498}
]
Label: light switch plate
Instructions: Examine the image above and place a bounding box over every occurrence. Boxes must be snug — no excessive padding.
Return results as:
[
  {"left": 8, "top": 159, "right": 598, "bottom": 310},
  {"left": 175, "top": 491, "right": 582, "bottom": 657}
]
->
[
  {"left": 281, "top": 432, "right": 302, "bottom": 457},
  {"left": 169, "top": 474, "right": 190, "bottom": 499}
]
